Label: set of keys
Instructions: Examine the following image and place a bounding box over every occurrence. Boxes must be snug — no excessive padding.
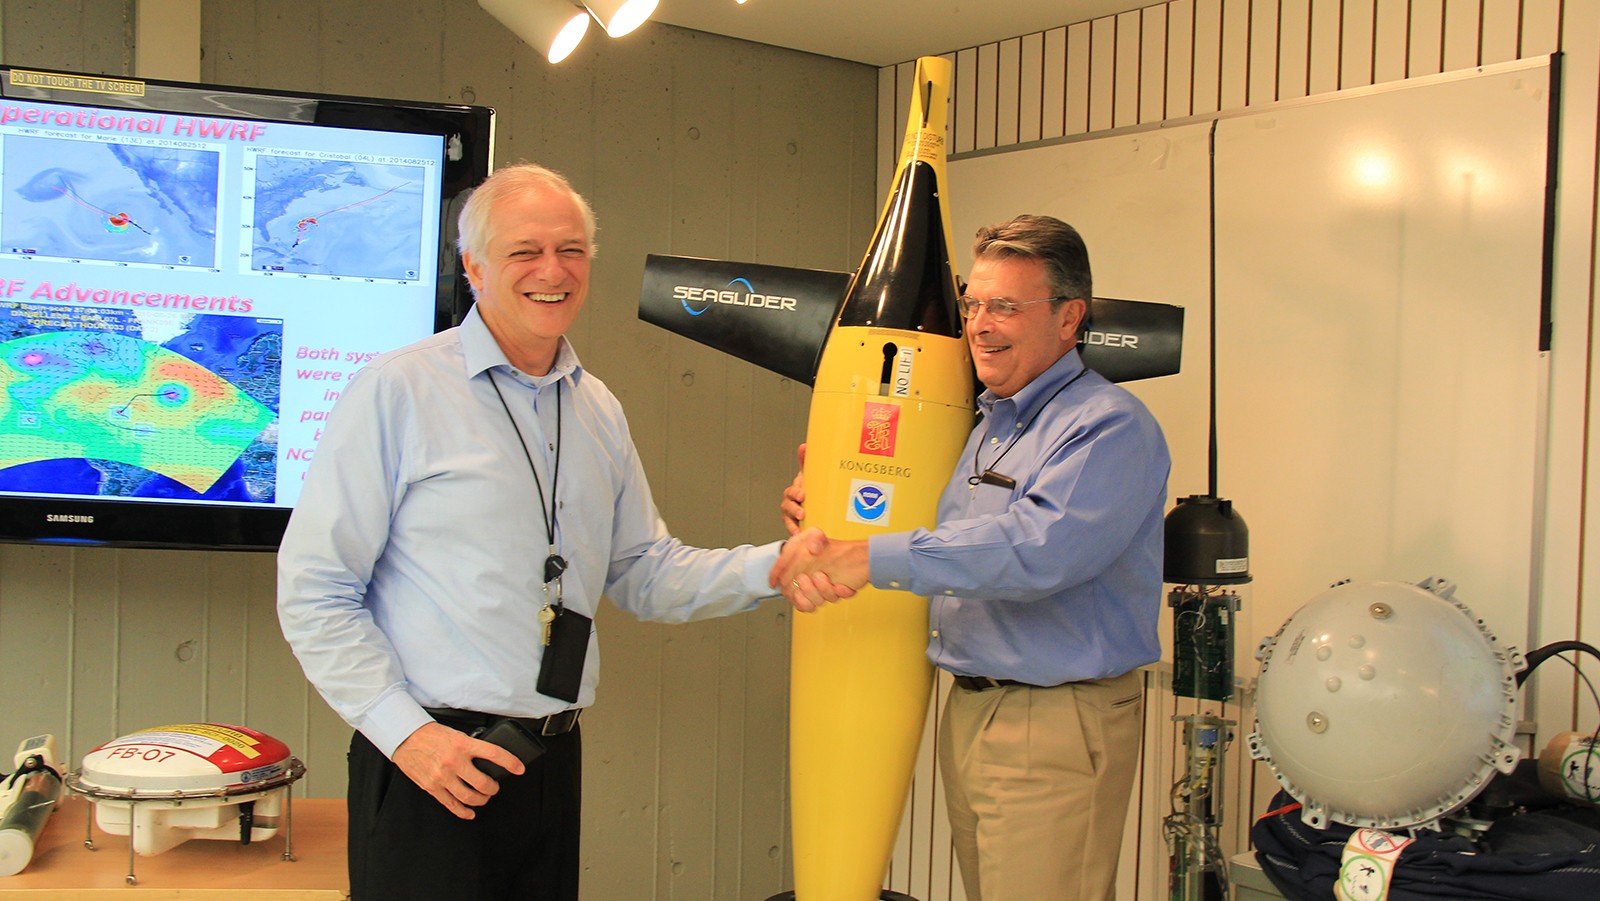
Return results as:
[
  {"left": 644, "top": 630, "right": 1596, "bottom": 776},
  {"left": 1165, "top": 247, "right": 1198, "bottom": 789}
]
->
[{"left": 538, "top": 552, "right": 568, "bottom": 646}]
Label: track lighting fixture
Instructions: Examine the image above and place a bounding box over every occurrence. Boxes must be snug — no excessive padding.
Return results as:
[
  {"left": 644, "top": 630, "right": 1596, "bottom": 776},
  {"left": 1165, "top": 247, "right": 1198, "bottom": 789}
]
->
[{"left": 478, "top": 0, "right": 591, "bottom": 64}]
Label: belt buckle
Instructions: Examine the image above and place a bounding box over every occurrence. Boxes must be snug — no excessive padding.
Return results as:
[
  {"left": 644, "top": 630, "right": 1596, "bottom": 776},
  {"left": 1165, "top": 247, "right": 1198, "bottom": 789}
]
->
[{"left": 541, "top": 708, "right": 580, "bottom": 736}]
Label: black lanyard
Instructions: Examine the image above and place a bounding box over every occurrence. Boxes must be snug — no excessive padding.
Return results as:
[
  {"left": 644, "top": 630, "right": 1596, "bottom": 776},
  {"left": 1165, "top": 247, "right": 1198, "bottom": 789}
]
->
[
  {"left": 488, "top": 371, "right": 567, "bottom": 585},
  {"left": 969, "top": 366, "right": 1088, "bottom": 488}
]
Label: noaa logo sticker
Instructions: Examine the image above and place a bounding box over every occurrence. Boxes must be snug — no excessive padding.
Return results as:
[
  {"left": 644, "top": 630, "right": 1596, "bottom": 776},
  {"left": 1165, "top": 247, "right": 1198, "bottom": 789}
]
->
[{"left": 846, "top": 479, "right": 893, "bottom": 525}]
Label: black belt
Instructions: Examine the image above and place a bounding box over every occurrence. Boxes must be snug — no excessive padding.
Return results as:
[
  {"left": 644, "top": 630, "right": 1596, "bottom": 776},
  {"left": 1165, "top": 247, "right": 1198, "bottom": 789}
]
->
[
  {"left": 425, "top": 707, "right": 582, "bottom": 738},
  {"left": 951, "top": 675, "right": 1047, "bottom": 691}
]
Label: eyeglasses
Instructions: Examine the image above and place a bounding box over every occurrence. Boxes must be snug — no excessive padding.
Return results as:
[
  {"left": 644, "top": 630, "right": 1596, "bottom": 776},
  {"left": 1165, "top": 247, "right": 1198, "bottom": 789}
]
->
[{"left": 956, "top": 294, "right": 1071, "bottom": 320}]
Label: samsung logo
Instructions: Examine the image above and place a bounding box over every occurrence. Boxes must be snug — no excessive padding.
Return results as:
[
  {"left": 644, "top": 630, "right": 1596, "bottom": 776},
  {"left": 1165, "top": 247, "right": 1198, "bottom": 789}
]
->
[{"left": 47, "top": 514, "right": 94, "bottom": 523}]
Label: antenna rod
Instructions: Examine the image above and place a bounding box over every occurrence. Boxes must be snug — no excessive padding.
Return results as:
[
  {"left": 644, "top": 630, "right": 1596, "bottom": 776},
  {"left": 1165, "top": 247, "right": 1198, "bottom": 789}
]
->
[{"left": 1207, "top": 119, "right": 1219, "bottom": 498}]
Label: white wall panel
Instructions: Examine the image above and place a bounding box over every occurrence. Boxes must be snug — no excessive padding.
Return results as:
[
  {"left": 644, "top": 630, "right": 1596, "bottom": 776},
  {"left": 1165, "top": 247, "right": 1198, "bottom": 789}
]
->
[
  {"left": 1091, "top": 17, "right": 1119, "bottom": 132},
  {"left": 1481, "top": 0, "right": 1523, "bottom": 65},
  {"left": 998, "top": 38, "right": 1023, "bottom": 148},
  {"left": 1279, "top": 0, "right": 1314, "bottom": 100},
  {"left": 1442, "top": 0, "right": 1484, "bottom": 71},
  {"left": 1115, "top": 10, "right": 1143, "bottom": 127},
  {"left": 1141, "top": 5, "right": 1169, "bottom": 122},
  {"left": 1373, "top": 0, "right": 1411, "bottom": 84},
  {"left": 1308, "top": 0, "right": 1344, "bottom": 94},
  {"left": 1246, "top": 0, "right": 1279, "bottom": 105},
  {"left": 1410, "top": 0, "right": 1447, "bottom": 76},
  {"left": 1068, "top": 22, "right": 1093, "bottom": 135},
  {"left": 1019, "top": 32, "right": 1046, "bottom": 144},
  {"left": 976, "top": 42, "right": 1001, "bottom": 151},
  {"left": 954, "top": 46, "right": 979, "bottom": 153},
  {"left": 1340, "top": 0, "right": 1378, "bottom": 88},
  {"left": 1521, "top": 0, "right": 1563, "bottom": 57},
  {"left": 1193, "top": 0, "right": 1224, "bottom": 113},
  {"left": 1219, "top": 0, "right": 1253, "bottom": 107},
  {"left": 1043, "top": 27, "right": 1069, "bottom": 139},
  {"left": 1213, "top": 68, "right": 1549, "bottom": 644},
  {"left": 1166, "top": 0, "right": 1197, "bottom": 118}
]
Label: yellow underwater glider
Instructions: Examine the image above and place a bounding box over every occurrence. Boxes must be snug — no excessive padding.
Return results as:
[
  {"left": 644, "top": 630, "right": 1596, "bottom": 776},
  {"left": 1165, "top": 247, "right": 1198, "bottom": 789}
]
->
[{"left": 638, "top": 55, "right": 1183, "bottom": 901}]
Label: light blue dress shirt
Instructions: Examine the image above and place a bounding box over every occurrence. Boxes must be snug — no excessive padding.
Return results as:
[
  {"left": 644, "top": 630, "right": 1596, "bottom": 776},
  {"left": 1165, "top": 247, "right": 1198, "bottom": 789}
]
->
[
  {"left": 278, "top": 307, "right": 782, "bottom": 757},
  {"left": 869, "top": 348, "right": 1170, "bottom": 685}
]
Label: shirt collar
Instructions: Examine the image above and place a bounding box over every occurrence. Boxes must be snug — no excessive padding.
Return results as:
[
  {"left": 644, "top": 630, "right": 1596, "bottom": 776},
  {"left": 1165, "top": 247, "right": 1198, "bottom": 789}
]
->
[
  {"left": 977, "top": 347, "right": 1085, "bottom": 421},
  {"left": 458, "top": 304, "right": 584, "bottom": 388}
]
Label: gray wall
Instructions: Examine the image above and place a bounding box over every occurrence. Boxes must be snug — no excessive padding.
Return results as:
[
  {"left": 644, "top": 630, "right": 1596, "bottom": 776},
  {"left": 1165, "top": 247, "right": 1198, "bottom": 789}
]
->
[{"left": 0, "top": 2, "right": 878, "bottom": 897}]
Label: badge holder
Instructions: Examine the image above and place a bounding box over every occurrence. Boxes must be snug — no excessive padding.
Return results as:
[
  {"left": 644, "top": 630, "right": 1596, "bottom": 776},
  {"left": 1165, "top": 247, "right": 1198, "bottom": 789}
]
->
[{"left": 535, "top": 554, "right": 590, "bottom": 704}]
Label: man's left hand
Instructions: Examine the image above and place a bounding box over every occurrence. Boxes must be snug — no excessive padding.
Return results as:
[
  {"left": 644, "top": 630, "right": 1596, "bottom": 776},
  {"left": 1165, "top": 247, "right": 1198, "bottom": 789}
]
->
[{"left": 391, "top": 721, "right": 519, "bottom": 819}]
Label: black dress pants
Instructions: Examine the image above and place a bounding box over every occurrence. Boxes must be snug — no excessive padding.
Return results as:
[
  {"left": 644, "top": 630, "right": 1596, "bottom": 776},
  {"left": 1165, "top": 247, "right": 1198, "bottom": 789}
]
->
[{"left": 346, "top": 724, "right": 581, "bottom": 900}]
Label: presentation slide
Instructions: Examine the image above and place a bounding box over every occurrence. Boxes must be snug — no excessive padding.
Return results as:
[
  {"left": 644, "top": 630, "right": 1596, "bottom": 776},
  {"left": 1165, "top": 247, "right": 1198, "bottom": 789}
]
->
[{"left": 0, "top": 97, "right": 446, "bottom": 510}]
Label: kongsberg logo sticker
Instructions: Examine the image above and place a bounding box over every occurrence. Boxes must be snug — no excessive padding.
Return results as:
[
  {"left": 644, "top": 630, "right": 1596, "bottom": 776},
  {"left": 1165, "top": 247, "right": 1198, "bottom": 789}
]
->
[
  {"left": 860, "top": 402, "right": 899, "bottom": 457},
  {"left": 846, "top": 479, "right": 893, "bottom": 525}
]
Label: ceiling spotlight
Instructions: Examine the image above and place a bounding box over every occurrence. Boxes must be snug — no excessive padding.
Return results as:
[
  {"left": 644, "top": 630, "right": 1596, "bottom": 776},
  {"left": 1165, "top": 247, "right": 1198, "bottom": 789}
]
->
[
  {"left": 479, "top": 0, "right": 591, "bottom": 64},
  {"left": 585, "top": 0, "right": 659, "bottom": 38}
]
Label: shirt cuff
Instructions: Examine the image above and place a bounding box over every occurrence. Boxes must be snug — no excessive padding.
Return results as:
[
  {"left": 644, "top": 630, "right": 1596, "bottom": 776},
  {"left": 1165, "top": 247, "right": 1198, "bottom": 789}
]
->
[
  {"left": 359, "top": 689, "right": 435, "bottom": 758},
  {"left": 745, "top": 540, "right": 785, "bottom": 599},
  {"left": 868, "top": 532, "right": 915, "bottom": 591}
]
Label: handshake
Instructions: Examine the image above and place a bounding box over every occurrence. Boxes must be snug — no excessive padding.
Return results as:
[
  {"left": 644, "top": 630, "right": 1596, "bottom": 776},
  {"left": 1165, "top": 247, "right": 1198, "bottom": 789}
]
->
[{"left": 769, "top": 445, "right": 869, "bottom": 613}]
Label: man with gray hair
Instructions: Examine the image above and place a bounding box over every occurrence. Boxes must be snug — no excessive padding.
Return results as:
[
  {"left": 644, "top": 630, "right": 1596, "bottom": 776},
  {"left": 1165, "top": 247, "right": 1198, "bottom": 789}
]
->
[
  {"left": 279, "top": 163, "right": 788, "bottom": 899},
  {"left": 775, "top": 215, "right": 1170, "bottom": 900}
]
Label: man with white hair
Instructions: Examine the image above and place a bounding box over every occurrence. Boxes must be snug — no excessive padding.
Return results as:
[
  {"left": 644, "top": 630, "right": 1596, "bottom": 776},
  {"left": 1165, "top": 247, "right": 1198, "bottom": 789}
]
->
[{"left": 279, "top": 163, "right": 789, "bottom": 900}]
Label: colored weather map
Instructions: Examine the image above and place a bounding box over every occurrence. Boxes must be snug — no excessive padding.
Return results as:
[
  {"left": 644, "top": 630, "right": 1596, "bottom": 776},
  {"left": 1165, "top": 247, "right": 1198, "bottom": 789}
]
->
[
  {"left": 250, "top": 156, "right": 425, "bottom": 281},
  {"left": 1, "top": 135, "right": 220, "bottom": 267},
  {"left": 0, "top": 303, "right": 281, "bottom": 502}
]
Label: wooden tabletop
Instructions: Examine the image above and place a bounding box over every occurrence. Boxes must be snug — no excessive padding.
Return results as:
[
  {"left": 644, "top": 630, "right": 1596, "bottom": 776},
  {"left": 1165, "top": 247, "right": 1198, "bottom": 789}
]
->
[{"left": 0, "top": 795, "right": 348, "bottom": 899}]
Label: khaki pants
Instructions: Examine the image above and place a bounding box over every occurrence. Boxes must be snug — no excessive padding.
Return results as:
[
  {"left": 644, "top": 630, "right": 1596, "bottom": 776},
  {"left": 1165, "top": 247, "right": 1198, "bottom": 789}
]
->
[{"left": 937, "top": 670, "right": 1144, "bottom": 901}]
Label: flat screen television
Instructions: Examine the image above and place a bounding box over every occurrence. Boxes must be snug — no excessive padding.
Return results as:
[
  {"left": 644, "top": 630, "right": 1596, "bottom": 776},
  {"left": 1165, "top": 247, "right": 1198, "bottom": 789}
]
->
[{"left": 0, "top": 66, "right": 493, "bottom": 550}]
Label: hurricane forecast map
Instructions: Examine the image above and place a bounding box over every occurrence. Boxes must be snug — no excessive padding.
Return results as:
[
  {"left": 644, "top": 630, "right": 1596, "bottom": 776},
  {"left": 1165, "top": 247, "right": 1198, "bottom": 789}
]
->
[
  {"left": 0, "top": 87, "right": 450, "bottom": 524},
  {"left": 0, "top": 301, "right": 282, "bottom": 503},
  {"left": 250, "top": 157, "right": 425, "bottom": 281},
  {"left": 1, "top": 134, "right": 220, "bottom": 267}
]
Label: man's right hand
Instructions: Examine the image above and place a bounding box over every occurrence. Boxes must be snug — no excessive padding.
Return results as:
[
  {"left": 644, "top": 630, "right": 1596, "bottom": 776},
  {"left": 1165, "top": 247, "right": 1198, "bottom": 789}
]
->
[{"left": 391, "top": 721, "right": 525, "bottom": 819}]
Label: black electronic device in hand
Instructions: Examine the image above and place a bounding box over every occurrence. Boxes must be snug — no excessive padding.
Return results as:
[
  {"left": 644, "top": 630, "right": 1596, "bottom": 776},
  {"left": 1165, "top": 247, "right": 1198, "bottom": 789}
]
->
[{"left": 472, "top": 718, "right": 545, "bottom": 783}]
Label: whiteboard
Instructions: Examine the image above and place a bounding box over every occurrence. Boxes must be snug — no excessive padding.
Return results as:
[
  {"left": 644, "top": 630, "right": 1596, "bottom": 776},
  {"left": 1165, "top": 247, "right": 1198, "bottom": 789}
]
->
[{"left": 948, "top": 61, "right": 1552, "bottom": 649}]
